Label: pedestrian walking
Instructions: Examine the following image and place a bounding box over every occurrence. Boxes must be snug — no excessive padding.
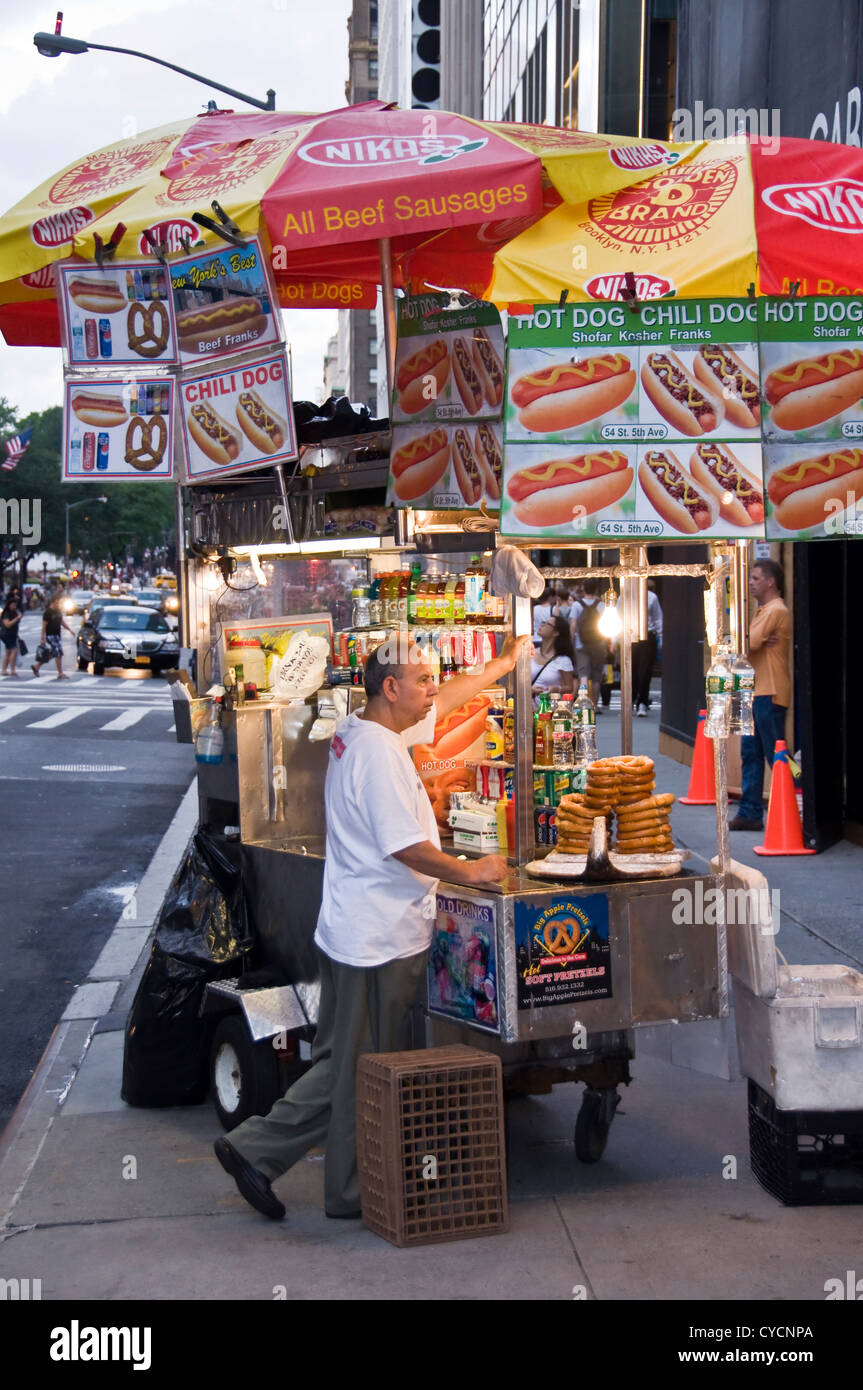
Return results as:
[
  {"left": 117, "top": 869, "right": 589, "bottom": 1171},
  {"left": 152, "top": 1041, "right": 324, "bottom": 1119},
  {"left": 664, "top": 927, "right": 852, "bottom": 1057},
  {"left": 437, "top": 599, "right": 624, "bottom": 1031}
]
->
[
  {"left": 31, "top": 589, "right": 74, "bottom": 680},
  {"left": 631, "top": 581, "right": 663, "bottom": 716},
  {"left": 570, "top": 579, "right": 608, "bottom": 708},
  {"left": 730, "top": 559, "right": 792, "bottom": 831},
  {"left": 214, "top": 631, "right": 530, "bottom": 1221},
  {"left": 1, "top": 594, "right": 22, "bottom": 675}
]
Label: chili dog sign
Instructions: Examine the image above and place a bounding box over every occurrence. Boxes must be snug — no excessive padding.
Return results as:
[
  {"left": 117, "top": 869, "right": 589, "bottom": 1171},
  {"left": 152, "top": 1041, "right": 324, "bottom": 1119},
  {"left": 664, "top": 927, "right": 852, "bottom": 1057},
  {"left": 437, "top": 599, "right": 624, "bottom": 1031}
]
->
[
  {"left": 502, "top": 297, "right": 766, "bottom": 541},
  {"left": 760, "top": 296, "right": 863, "bottom": 538},
  {"left": 179, "top": 350, "right": 297, "bottom": 482}
]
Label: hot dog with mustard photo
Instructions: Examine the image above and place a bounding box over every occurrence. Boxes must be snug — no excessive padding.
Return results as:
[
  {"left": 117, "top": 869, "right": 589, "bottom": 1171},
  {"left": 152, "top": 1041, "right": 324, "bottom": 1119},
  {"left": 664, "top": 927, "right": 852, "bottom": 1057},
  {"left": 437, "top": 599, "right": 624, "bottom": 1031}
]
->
[
  {"left": 763, "top": 348, "right": 863, "bottom": 437},
  {"left": 505, "top": 449, "right": 635, "bottom": 531},
  {"left": 765, "top": 446, "right": 863, "bottom": 536},
  {"left": 508, "top": 351, "right": 637, "bottom": 437},
  {"left": 393, "top": 337, "right": 451, "bottom": 418},
  {"left": 640, "top": 350, "right": 725, "bottom": 437}
]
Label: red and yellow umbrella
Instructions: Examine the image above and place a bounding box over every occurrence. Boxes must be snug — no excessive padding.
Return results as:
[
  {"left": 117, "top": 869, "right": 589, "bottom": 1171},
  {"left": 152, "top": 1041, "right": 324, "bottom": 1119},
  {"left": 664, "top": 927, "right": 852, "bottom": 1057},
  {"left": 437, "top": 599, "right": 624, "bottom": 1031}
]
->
[{"left": 0, "top": 102, "right": 703, "bottom": 347}]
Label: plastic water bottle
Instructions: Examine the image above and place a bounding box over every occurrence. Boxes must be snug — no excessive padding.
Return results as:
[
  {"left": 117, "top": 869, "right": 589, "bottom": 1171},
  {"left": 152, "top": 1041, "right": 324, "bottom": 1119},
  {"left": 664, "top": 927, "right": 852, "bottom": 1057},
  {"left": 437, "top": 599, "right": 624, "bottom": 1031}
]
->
[
  {"left": 705, "top": 642, "right": 733, "bottom": 739},
  {"left": 195, "top": 702, "right": 224, "bottom": 764},
  {"left": 573, "top": 678, "right": 595, "bottom": 729},
  {"left": 552, "top": 693, "right": 574, "bottom": 767},
  {"left": 730, "top": 651, "right": 756, "bottom": 736}
]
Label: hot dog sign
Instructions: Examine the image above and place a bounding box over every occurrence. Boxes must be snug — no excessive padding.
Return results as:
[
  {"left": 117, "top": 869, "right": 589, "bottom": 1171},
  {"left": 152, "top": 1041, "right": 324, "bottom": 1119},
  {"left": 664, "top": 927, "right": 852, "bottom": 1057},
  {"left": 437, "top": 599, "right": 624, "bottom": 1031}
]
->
[
  {"left": 63, "top": 377, "right": 175, "bottom": 480},
  {"left": 503, "top": 297, "right": 766, "bottom": 541},
  {"left": 169, "top": 236, "right": 282, "bottom": 366},
  {"left": 57, "top": 259, "right": 178, "bottom": 367},
  {"left": 179, "top": 350, "right": 298, "bottom": 482}
]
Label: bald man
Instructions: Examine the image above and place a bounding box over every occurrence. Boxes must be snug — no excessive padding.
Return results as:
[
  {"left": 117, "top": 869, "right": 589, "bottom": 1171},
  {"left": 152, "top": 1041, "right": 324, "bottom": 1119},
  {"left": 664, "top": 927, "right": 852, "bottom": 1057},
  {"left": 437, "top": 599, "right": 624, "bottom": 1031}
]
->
[{"left": 215, "top": 630, "right": 530, "bottom": 1222}]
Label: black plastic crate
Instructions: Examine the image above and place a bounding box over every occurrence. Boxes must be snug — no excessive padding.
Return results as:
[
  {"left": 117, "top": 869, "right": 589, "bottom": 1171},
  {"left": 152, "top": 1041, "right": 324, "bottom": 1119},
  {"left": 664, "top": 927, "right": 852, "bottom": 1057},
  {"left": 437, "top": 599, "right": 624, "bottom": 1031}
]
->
[{"left": 748, "top": 1079, "right": 863, "bottom": 1206}]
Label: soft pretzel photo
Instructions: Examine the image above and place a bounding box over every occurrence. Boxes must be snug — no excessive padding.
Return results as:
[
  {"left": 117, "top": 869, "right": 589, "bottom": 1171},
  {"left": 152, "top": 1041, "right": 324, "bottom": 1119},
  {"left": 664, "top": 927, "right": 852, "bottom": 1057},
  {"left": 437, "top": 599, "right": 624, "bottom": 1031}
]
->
[{"left": 127, "top": 301, "right": 170, "bottom": 358}]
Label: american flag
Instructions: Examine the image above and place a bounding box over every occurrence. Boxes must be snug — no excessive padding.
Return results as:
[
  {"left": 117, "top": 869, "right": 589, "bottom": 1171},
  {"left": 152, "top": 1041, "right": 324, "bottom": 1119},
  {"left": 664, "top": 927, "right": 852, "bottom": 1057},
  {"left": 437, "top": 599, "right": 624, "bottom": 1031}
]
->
[{"left": 2, "top": 427, "right": 33, "bottom": 472}]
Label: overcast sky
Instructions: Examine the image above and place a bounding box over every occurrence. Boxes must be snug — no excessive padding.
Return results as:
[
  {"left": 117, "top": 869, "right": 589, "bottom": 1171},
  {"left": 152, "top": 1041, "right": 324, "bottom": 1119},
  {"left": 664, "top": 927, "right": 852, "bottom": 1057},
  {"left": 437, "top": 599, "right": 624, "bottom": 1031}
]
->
[{"left": 0, "top": 0, "right": 353, "bottom": 421}]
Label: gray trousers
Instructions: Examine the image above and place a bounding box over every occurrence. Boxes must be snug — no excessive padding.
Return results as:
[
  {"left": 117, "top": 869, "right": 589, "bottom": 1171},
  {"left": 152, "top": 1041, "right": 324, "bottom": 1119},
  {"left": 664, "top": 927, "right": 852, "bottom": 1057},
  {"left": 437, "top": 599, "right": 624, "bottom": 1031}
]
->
[{"left": 229, "top": 946, "right": 428, "bottom": 1215}]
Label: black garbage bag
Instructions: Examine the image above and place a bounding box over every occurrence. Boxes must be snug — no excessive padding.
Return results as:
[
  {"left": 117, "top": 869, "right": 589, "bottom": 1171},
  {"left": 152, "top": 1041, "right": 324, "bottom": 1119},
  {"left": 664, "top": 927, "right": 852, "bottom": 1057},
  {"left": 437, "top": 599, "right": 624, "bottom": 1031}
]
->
[{"left": 122, "top": 830, "right": 254, "bottom": 1107}]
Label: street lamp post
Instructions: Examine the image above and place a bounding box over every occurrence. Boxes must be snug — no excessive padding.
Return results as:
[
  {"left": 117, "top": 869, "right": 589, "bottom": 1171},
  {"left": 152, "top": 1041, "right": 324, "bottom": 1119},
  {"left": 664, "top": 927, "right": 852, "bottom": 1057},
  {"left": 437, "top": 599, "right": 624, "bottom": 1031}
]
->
[
  {"left": 65, "top": 495, "right": 107, "bottom": 567},
  {"left": 34, "top": 20, "right": 276, "bottom": 110}
]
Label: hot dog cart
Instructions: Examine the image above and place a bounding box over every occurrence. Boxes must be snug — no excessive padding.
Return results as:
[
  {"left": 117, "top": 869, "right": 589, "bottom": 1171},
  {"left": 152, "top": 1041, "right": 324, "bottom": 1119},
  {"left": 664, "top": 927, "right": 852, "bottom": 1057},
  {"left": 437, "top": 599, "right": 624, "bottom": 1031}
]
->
[{"left": 179, "top": 457, "right": 736, "bottom": 1162}]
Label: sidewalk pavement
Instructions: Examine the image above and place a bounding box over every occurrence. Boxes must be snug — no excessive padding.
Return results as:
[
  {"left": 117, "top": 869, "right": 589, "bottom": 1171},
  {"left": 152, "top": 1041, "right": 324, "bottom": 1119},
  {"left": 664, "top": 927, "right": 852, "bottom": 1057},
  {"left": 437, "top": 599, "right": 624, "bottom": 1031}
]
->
[{"left": 1, "top": 694, "right": 862, "bottom": 1302}]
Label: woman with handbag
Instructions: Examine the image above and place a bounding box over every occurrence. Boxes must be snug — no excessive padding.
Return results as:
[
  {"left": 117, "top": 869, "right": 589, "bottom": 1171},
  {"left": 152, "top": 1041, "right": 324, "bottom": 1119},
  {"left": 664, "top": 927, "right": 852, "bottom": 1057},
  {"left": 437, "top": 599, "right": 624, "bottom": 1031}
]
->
[{"left": 1, "top": 594, "right": 22, "bottom": 676}]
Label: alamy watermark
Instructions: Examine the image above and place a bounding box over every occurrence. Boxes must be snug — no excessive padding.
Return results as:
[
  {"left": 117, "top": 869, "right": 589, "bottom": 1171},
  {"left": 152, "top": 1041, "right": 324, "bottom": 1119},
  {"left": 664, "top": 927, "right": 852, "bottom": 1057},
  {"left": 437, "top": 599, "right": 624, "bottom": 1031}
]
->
[
  {"left": 671, "top": 882, "right": 780, "bottom": 932},
  {"left": 0, "top": 497, "right": 40, "bottom": 546},
  {"left": 672, "top": 102, "right": 781, "bottom": 155}
]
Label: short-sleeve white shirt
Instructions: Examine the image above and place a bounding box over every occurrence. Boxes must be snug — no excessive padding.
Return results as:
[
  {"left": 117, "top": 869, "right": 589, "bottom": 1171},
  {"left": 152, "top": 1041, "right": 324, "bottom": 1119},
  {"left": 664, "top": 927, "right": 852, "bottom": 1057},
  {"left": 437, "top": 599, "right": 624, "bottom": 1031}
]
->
[{"left": 314, "top": 705, "right": 440, "bottom": 967}]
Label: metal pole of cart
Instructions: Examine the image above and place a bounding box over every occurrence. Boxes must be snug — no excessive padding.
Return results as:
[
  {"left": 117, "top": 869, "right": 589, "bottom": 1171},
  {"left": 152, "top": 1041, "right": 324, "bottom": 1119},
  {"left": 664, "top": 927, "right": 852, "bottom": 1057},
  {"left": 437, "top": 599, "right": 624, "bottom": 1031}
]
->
[
  {"left": 379, "top": 237, "right": 398, "bottom": 404},
  {"left": 175, "top": 483, "right": 189, "bottom": 649},
  {"left": 513, "top": 594, "right": 534, "bottom": 866},
  {"left": 712, "top": 543, "right": 732, "bottom": 876},
  {"left": 619, "top": 546, "right": 634, "bottom": 756}
]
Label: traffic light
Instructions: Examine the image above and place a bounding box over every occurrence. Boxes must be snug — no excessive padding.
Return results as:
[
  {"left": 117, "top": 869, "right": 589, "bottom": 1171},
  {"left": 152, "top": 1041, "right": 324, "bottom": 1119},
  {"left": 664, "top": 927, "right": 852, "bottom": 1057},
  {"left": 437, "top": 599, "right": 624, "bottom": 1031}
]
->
[{"left": 411, "top": 0, "right": 440, "bottom": 109}]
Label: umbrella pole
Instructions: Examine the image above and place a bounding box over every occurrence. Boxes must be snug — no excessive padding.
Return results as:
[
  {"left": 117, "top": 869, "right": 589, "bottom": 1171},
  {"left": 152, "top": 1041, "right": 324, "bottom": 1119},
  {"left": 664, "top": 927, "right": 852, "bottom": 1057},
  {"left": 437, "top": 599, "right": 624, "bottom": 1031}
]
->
[{"left": 379, "top": 237, "right": 397, "bottom": 404}]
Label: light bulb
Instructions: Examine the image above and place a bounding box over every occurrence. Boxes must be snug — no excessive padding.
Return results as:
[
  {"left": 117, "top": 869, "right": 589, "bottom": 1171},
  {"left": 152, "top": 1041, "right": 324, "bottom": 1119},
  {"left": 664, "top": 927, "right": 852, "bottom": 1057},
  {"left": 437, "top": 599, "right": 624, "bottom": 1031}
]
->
[{"left": 598, "top": 588, "right": 621, "bottom": 639}]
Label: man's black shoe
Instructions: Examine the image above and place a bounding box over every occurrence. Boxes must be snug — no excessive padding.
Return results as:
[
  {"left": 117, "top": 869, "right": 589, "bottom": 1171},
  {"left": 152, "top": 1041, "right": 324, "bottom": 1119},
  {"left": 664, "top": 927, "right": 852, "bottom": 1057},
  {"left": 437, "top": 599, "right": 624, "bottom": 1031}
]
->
[
  {"left": 729, "top": 816, "right": 764, "bottom": 831},
  {"left": 214, "top": 1137, "right": 285, "bottom": 1220}
]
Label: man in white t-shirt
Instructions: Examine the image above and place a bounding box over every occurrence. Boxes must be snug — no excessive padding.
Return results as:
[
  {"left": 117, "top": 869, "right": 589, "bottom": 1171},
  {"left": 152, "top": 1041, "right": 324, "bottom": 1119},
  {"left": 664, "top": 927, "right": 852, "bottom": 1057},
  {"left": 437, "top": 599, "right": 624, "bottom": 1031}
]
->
[{"left": 215, "top": 630, "right": 530, "bottom": 1222}]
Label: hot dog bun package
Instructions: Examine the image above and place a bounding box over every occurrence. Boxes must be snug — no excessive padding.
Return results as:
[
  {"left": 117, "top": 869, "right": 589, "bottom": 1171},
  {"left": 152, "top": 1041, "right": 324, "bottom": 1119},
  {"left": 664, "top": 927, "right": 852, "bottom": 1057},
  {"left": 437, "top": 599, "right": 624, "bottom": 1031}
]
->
[
  {"left": 388, "top": 294, "right": 505, "bottom": 510},
  {"left": 178, "top": 348, "right": 297, "bottom": 482},
  {"left": 759, "top": 296, "right": 863, "bottom": 538},
  {"left": 57, "top": 259, "right": 179, "bottom": 367},
  {"left": 503, "top": 297, "right": 767, "bottom": 541}
]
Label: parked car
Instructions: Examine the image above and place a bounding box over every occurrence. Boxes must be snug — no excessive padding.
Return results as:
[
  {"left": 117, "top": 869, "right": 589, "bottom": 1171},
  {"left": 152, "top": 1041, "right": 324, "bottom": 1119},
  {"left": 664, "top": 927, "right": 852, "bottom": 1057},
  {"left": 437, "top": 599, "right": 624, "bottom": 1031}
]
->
[
  {"left": 62, "top": 588, "right": 93, "bottom": 616},
  {"left": 77, "top": 605, "right": 180, "bottom": 675}
]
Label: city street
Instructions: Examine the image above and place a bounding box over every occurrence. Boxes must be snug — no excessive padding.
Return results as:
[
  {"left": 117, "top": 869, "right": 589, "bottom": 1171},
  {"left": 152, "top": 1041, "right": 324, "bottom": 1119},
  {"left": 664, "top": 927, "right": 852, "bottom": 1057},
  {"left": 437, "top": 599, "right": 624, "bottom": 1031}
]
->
[{"left": 0, "top": 612, "right": 194, "bottom": 1130}]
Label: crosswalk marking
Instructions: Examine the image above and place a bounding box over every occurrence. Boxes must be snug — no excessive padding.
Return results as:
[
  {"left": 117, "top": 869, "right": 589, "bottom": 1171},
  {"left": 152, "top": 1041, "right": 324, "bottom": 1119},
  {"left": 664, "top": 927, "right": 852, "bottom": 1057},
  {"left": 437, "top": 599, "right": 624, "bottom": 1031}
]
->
[
  {"left": 27, "top": 707, "right": 94, "bottom": 729},
  {"left": 99, "top": 708, "right": 150, "bottom": 731},
  {"left": 0, "top": 705, "right": 25, "bottom": 723}
]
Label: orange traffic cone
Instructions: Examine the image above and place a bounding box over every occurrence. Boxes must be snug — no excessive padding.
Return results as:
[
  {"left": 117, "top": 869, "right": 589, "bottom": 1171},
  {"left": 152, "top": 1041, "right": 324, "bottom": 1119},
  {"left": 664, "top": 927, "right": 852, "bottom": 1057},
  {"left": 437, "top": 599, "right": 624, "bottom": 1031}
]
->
[
  {"left": 680, "top": 709, "right": 715, "bottom": 805},
  {"left": 754, "top": 742, "right": 815, "bottom": 856}
]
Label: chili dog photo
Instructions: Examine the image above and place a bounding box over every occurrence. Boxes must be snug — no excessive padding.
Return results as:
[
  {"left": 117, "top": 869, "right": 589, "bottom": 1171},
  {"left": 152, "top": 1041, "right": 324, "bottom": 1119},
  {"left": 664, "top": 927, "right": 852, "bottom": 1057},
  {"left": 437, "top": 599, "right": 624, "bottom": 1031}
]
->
[
  {"left": 235, "top": 389, "right": 288, "bottom": 455},
  {"left": 390, "top": 427, "right": 451, "bottom": 501},
  {"left": 638, "top": 448, "right": 718, "bottom": 533},
  {"left": 505, "top": 449, "right": 635, "bottom": 529},
  {"left": 693, "top": 345, "right": 761, "bottom": 430},
  {"left": 394, "top": 338, "right": 451, "bottom": 416},
  {"left": 763, "top": 348, "right": 863, "bottom": 434},
  {"left": 640, "top": 350, "right": 724, "bottom": 437},
  {"left": 70, "top": 391, "right": 128, "bottom": 428},
  {"left": 472, "top": 327, "right": 504, "bottom": 408},
  {"left": 67, "top": 275, "right": 126, "bottom": 315},
  {"left": 180, "top": 351, "right": 297, "bottom": 482},
  {"left": 452, "top": 426, "right": 483, "bottom": 504},
  {"left": 509, "top": 352, "right": 637, "bottom": 434},
  {"left": 689, "top": 442, "right": 765, "bottom": 528},
  {"left": 765, "top": 447, "right": 863, "bottom": 534},
  {"left": 451, "top": 336, "right": 484, "bottom": 416},
  {"left": 474, "top": 422, "right": 502, "bottom": 502}
]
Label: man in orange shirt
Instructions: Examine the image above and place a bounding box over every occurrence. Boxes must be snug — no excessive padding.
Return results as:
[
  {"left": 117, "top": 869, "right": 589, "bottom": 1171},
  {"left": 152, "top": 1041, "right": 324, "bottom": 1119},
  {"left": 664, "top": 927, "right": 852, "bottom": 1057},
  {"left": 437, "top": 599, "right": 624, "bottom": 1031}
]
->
[{"left": 731, "top": 559, "right": 792, "bottom": 831}]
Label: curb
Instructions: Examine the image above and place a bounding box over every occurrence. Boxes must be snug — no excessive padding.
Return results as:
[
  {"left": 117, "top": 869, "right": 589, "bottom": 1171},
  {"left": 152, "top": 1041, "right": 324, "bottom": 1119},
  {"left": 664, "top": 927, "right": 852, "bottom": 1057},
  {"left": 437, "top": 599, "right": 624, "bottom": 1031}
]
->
[{"left": 0, "top": 778, "right": 199, "bottom": 1230}]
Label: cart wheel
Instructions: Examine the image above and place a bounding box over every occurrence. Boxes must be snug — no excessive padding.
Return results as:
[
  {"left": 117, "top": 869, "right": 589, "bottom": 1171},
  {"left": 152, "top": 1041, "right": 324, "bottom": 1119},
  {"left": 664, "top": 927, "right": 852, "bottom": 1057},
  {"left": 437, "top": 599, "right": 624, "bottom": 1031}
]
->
[
  {"left": 209, "top": 1014, "right": 283, "bottom": 1132},
  {"left": 574, "top": 1087, "right": 620, "bottom": 1164}
]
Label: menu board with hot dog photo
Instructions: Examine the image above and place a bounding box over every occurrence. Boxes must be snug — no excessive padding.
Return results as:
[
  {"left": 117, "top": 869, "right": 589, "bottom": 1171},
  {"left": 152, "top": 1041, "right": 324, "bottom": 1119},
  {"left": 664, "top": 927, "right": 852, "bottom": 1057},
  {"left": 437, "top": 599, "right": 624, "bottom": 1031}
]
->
[
  {"left": 503, "top": 298, "right": 766, "bottom": 540},
  {"left": 169, "top": 236, "right": 282, "bottom": 367},
  {"left": 391, "top": 293, "right": 505, "bottom": 426},
  {"left": 759, "top": 297, "right": 863, "bottom": 537},
  {"left": 57, "top": 260, "right": 178, "bottom": 367},
  {"left": 178, "top": 349, "right": 297, "bottom": 483},
  {"left": 63, "top": 378, "right": 175, "bottom": 481},
  {"left": 386, "top": 421, "right": 503, "bottom": 510}
]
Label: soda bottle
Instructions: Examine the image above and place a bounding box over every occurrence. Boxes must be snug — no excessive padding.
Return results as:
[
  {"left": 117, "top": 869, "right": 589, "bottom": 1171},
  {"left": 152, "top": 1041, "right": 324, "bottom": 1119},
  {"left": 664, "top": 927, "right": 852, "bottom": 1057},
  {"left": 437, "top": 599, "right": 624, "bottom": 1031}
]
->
[
  {"left": 407, "top": 562, "right": 422, "bottom": 624},
  {"left": 705, "top": 641, "right": 734, "bottom": 739},
  {"left": 454, "top": 573, "right": 465, "bottom": 625},
  {"left": 573, "top": 678, "right": 595, "bottom": 729},
  {"left": 367, "top": 574, "right": 383, "bottom": 626},
  {"left": 503, "top": 697, "right": 515, "bottom": 761},
  {"left": 434, "top": 577, "right": 448, "bottom": 628},
  {"left": 730, "top": 649, "right": 756, "bottom": 736},
  {"left": 445, "top": 574, "right": 457, "bottom": 626},
  {"left": 535, "top": 693, "right": 553, "bottom": 765},
  {"left": 397, "top": 569, "right": 409, "bottom": 625},
  {"left": 384, "top": 573, "right": 400, "bottom": 626},
  {"left": 465, "top": 557, "right": 487, "bottom": 623},
  {"left": 552, "top": 692, "right": 573, "bottom": 767}
]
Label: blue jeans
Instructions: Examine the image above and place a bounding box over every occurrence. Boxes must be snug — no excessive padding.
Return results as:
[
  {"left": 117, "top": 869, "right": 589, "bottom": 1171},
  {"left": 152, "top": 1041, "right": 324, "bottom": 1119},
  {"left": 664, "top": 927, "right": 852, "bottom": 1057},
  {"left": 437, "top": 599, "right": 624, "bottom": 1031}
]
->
[{"left": 738, "top": 696, "right": 787, "bottom": 820}]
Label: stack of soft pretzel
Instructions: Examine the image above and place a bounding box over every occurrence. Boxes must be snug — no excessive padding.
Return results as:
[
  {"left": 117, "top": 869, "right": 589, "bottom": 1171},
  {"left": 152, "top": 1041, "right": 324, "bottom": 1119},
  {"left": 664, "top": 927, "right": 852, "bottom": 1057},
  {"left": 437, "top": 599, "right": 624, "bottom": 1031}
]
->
[{"left": 557, "top": 756, "right": 676, "bottom": 855}]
